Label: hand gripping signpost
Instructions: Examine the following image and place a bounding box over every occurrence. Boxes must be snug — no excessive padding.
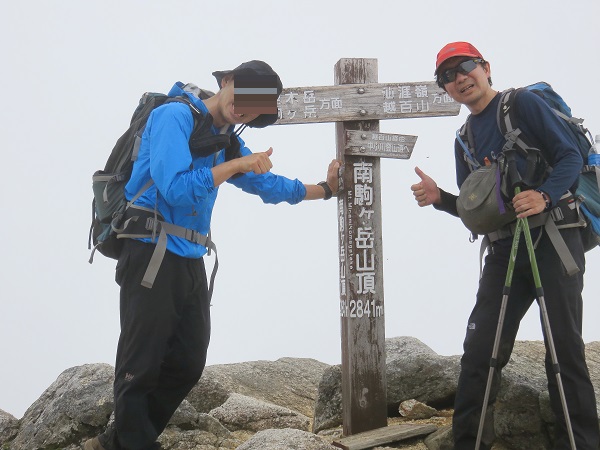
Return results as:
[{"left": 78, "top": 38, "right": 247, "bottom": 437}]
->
[{"left": 274, "top": 58, "right": 460, "bottom": 441}]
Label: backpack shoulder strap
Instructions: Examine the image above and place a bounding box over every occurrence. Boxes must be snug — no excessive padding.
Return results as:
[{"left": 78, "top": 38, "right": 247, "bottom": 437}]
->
[
  {"left": 162, "top": 96, "right": 232, "bottom": 156},
  {"left": 497, "top": 88, "right": 529, "bottom": 153},
  {"left": 456, "top": 115, "right": 481, "bottom": 171},
  {"left": 498, "top": 87, "right": 552, "bottom": 190}
]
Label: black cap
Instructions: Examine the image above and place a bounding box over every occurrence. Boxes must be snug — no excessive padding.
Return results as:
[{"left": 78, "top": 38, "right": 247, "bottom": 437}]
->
[{"left": 212, "top": 60, "right": 283, "bottom": 128}]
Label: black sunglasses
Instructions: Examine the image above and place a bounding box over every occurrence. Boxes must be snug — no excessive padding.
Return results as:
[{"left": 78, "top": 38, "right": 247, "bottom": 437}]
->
[{"left": 439, "top": 58, "right": 485, "bottom": 85}]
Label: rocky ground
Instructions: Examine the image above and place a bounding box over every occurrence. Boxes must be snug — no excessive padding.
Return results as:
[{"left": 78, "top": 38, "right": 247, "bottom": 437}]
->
[{"left": 2, "top": 337, "right": 600, "bottom": 449}]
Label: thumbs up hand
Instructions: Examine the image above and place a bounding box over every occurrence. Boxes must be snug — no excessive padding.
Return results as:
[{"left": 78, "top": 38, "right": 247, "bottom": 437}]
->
[{"left": 410, "top": 166, "right": 441, "bottom": 207}]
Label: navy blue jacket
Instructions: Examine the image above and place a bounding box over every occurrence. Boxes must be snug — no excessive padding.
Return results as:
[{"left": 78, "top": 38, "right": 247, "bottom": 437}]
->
[
  {"left": 437, "top": 89, "right": 582, "bottom": 216},
  {"left": 455, "top": 90, "right": 581, "bottom": 204}
]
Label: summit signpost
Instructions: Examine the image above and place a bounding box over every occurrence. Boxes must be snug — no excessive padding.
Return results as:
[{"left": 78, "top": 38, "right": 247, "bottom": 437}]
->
[
  {"left": 275, "top": 80, "right": 458, "bottom": 125},
  {"left": 274, "top": 58, "right": 460, "bottom": 437}
]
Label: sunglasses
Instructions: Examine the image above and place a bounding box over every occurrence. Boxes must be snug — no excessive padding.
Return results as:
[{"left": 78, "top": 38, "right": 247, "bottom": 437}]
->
[{"left": 438, "top": 58, "right": 485, "bottom": 85}]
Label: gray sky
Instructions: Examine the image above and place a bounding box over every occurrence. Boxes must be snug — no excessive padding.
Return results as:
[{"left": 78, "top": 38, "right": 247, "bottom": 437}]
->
[{"left": 1, "top": 0, "right": 599, "bottom": 419}]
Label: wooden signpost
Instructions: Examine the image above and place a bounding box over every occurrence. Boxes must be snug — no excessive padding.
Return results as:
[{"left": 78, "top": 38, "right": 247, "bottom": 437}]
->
[{"left": 274, "top": 58, "right": 460, "bottom": 438}]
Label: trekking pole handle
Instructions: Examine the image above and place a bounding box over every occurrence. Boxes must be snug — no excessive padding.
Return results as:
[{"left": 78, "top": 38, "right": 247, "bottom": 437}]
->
[
  {"left": 504, "top": 148, "right": 525, "bottom": 192},
  {"left": 514, "top": 184, "right": 544, "bottom": 292}
]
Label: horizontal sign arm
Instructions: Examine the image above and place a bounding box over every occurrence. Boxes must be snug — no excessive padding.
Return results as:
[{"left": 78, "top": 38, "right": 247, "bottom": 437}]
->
[
  {"left": 274, "top": 81, "right": 460, "bottom": 125},
  {"left": 345, "top": 130, "right": 417, "bottom": 159}
]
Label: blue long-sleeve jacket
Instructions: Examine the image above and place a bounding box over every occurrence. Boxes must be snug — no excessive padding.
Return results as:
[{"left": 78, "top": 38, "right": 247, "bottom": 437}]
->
[{"left": 125, "top": 82, "right": 307, "bottom": 258}]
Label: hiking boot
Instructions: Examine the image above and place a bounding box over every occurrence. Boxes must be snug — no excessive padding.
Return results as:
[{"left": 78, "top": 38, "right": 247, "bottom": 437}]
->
[{"left": 83, "top": 437, "right": 107, "bottom": 450}]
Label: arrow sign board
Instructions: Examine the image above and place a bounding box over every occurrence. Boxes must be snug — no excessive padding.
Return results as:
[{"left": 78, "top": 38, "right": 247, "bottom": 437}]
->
[
  {"left": 274, "top": 81, "right": 459, "bottom": 125},
  {"left": 345, "top": 130, "right": 416, "bottom": 159}
]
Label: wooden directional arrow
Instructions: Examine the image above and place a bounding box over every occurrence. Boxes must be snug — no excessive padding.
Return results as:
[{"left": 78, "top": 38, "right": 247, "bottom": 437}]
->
[
  {"left": 274, "top": 81, "right": 459, "bottom": 125},
  {"left": 345, "top": 130, "right": 416, "bottom": 159}
]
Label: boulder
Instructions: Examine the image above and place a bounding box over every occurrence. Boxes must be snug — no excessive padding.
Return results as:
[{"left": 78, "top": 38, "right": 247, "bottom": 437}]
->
[
  {"left": 236, "top": 428, "right": 334, "bottom": 450},
  {"left": 494, "top": 340, "right": 552, "bottom": 449},
  {"left": 168, "top": 399, "right": 201, "bottom": 430},
  {"left": 312, "top": 365, "right": 343, "bottom": 433},
  {"left": 158, "top": 413, "right": 242, "bottom": 449},
  {"left": 313, "top": 338, "right": 600, "bottom": 449},
  {"left": 423, "top": 424, "right": 453, "bottom": 450},
  {"left": 313, "top": 337, "right": 459, "bottom": 433},
  {"left": 10, "top": 363, "right": 113, "bottom": 450},
  {"left": 386, "top": 337, "right": 460, "bottom": 411},
  {"left": 187, "top": 357, "right": 328, "bottom": 417},
  {"left": 209, "top": 393, "right": 310, "bottom": 433},
  {"left": 0, "top": 408, "right": 19, "bottom": 446},
  {"left": 399, "top": 399, "right": 438, "bottom": 420}
]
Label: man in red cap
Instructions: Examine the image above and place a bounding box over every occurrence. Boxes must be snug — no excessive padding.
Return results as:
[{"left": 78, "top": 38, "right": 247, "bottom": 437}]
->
[{"left": 411, "top": 42, "right": 599, "bottom": 449}]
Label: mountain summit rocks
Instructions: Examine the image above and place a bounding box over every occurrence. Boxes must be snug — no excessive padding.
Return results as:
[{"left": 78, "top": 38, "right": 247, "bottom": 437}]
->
[{"left": 2, "top": 337, "right": 600, "bottom": 450}]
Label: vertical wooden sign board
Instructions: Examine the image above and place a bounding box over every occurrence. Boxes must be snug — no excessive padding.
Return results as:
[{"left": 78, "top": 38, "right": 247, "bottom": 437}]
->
[{"left": 335, "top": 58, "right": 387, "bottom": 435}]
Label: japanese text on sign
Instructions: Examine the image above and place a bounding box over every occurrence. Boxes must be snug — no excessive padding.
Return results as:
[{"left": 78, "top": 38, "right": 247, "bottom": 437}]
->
[
  {"left": 339, "top": 160, "right": 384, "bottom": 320},
  {"left": 278, "top": 90, "right": 343, "bottom": 121},
  {"left": 277, "top": 83, "right": 455, "bottom": 123},
  {"left": 353, "top": 162, "right": 375, "bottom": 295}
]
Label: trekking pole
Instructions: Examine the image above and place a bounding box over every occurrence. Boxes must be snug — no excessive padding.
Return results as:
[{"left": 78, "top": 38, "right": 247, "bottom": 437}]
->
[
  {"left": 474, "top": 150, "right": 525, "bottom": 450},
  {"left": 474, "top": 151, "right": 577, "bottom": 450},
  {"left": 517, "top": 186, "right": 577, "bottom": 450},
  {"left": 474, "top": 218, "right": 523, "bottom": 450},
  {"left": 505, "top": 142, "right": 576, "bottom": 449}
]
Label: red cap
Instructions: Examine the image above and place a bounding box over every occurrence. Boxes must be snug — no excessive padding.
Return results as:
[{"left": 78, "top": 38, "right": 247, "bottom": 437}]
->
[{"left": 435, "top": 42, "right": 483, "bottom": 73}]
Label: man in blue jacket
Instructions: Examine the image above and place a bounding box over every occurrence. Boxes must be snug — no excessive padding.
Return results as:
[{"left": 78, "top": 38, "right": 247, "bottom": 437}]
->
[
  {"left": 410, "top": 43, "right": 599, "bottom": 449},
  {"left": 85, "top": 60, "right": 340, "bottom": 450}
]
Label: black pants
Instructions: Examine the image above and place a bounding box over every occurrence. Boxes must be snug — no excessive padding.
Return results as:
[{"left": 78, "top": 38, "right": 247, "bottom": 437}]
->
[
  {"left": 453, "top": 227, "right": 599, "bottom": 450},
  {"left": 102, "top": 239, "right": 211, "bottom": 450}
]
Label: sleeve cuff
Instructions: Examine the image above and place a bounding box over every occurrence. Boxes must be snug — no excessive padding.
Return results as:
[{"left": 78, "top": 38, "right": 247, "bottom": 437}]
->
[{"left": 433, "top": 188, "right": 459, "bottom": 217}]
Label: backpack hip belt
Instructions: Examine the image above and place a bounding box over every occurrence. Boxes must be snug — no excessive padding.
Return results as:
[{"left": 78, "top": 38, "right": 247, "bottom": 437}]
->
[
  {"left": 119, "top": 204, "right": 219, "bottom": 297},
  {"left": 486, "top": 192, "right": 584, "bottom": 276}
]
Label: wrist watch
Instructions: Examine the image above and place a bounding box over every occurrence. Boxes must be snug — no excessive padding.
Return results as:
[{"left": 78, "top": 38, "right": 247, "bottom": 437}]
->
[
  {"left": 536, "top": 189, "right": 551, "bottom": 211},
  {"left": 318, "top": 181, "right": 333, "bottom": 200}
]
